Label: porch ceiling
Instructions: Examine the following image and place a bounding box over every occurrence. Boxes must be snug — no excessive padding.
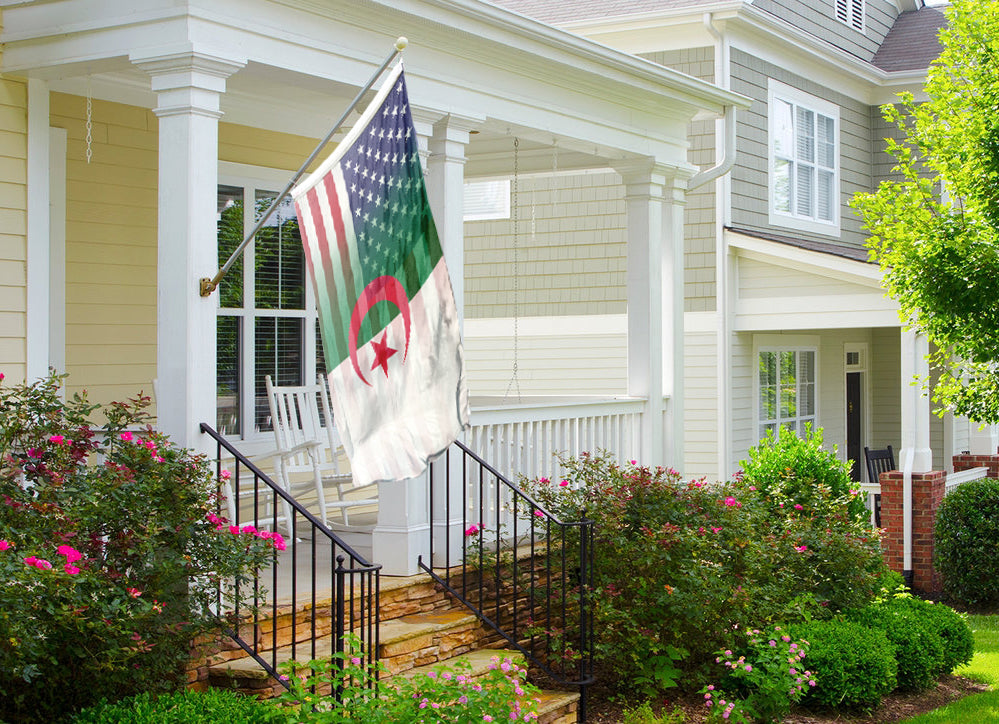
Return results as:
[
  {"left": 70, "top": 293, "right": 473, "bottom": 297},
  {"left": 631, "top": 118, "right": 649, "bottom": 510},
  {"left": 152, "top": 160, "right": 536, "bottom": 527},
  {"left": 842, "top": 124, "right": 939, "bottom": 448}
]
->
[{"left": 0, "top": 0, "right": 748, "bottom": 175}]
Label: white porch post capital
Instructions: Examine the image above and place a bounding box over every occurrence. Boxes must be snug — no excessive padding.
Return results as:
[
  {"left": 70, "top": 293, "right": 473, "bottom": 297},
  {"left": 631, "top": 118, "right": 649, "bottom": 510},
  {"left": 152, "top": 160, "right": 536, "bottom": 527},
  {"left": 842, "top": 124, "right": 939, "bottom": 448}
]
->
[
  {"left": 410, "top": 107, "right": 445, "bottom": 173},
  {"left": 899, "top": 328, "right": 933, "bottom": 472},
  {"left": 615, "top": 158, "right": 693, "bottom": 470},
  {"left": 133, "top": 49, "right": 244, "bottom": 451}
]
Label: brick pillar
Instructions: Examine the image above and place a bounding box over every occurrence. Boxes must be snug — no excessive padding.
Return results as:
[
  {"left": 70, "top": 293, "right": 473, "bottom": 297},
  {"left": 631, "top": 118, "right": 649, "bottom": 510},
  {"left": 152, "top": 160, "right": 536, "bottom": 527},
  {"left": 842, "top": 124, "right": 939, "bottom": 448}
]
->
[
  {"left": 953, "top": 452, "right": 999, "bottom": 478},
  {"left": 879, "top": 469, "right": 947, "bottom": 593}
]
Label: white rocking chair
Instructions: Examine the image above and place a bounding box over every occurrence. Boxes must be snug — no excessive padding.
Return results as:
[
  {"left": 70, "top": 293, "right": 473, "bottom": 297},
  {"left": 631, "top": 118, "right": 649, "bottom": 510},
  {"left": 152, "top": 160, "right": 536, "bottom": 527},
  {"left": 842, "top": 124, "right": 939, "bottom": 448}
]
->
[{"left": 265, "top": 375, "right": 377, "bottom": 528}]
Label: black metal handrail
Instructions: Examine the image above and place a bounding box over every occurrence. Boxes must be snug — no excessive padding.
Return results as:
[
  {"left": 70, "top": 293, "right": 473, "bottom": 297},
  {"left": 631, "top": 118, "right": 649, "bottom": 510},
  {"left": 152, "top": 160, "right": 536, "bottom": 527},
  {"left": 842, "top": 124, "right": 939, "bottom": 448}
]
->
[
  {"left": 420, "top": 439, "right": 594, "bottom": 721},
  {"left": 200, "top": 423, "right": 381, "bottom": 692}
]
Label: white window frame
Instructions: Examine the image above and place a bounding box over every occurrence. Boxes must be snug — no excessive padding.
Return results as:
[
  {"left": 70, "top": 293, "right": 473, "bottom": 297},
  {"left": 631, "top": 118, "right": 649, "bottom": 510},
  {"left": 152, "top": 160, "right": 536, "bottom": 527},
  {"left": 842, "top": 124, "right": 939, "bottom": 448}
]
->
[
  {"left": 464, "top": 178, "right": 511, "bottom": 221},
  {"left": 835, "top": 0, "right": 866, "bottom": 33},
  {"left": 767, "top": 80, "right": 841, "bottom": 236},
  {"left": 217, "top": 161, "right": 319, "bottom": 450},
  {"left": 754, "top": 334, "right": 820, "bottom": 443}
]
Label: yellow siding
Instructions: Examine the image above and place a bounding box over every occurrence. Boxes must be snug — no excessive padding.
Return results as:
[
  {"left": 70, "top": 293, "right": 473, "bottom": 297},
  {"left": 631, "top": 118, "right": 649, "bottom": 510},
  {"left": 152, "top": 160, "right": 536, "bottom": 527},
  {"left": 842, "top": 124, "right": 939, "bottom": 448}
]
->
[
  {"left": 219, "top": 122, "right": 319, "bottom": 171},
  {"left": 683, "top": 330, "right": 719, "bottom": 480},
  {"left": 0, "top": 74, "right": 26, "bottom": 383},
  {"left": 50, "top": 92, "right": 158, "bottom": 406}
]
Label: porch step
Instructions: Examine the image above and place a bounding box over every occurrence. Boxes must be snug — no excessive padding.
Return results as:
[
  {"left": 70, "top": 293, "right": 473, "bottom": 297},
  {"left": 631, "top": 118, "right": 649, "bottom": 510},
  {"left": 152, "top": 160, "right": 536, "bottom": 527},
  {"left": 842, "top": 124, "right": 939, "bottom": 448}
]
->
[{"left": 207, "top": 607, "right": 484, "bottom": 693}]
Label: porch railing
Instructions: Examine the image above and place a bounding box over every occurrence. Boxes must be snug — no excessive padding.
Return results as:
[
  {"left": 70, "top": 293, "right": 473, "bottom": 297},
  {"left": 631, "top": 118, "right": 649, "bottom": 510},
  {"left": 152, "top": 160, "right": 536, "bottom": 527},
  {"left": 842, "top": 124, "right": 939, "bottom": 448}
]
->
[
  {"left": 420, "top": 440, "right": 594, "bottom": 721},
  {"left": 200, "top": 423, "right": 381, "bottom": 689},
  {"left": 469, "top": 396, "right": 644, "bottom": 483}
]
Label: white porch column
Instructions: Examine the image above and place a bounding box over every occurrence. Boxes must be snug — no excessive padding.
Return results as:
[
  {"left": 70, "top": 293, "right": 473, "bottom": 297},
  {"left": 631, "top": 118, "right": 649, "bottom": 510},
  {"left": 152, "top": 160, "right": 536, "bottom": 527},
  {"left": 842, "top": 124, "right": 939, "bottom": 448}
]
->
[
  {"left": 617, "top": 160, "right": 690, "bottom": 469},
  {"left": 899, "top": 328, "right": 932, "bottom": 582},
  {"left": 132, "top": 49, "right": 245, "bottom": 451},
  {"left": 26, "top": 79, "right": 50, "bottom": 381},
  {"left": 970, "top": 422, "right": 999, "bottom": 455},
  {"left": 372, "top": 473, "right": 430, "bottom": 576}
]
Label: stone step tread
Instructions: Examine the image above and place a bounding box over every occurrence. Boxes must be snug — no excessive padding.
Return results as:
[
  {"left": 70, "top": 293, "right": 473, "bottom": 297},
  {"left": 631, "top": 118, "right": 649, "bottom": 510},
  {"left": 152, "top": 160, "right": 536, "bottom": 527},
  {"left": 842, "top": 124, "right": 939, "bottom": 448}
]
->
[
  {"left": 210, "top": 609, "right": 481, "bottom": 680},
  {"left": 390, "top": 648, "right": 526, "bottom": 681},
  {"left": 536, "top": 689, "right": 581, "bottom": 719}
]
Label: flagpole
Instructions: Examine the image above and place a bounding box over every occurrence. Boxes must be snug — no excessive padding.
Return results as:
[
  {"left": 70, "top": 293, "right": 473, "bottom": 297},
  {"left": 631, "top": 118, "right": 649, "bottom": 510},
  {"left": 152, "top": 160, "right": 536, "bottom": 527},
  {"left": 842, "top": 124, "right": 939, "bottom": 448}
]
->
[{"left": 200, "top": 36, "right": 409, "bottom": 297}]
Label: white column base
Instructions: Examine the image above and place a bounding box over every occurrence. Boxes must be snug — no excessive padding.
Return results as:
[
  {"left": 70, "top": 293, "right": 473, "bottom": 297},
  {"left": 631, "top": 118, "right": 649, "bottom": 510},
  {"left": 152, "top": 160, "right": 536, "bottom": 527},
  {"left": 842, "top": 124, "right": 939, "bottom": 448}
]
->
[{"left": 372, "top": 475, "right": 430, "bottom": 576}]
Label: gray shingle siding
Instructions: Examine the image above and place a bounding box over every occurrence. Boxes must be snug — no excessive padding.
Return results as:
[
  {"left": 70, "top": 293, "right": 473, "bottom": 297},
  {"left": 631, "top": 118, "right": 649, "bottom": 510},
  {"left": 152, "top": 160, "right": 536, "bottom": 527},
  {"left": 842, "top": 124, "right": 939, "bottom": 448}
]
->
[
  {"left": 642, "top": 47, "right": 718, "bottom": 312},
  {"left": 751, "top": 0, "right": 898, "bottom": 62},
  {"left": 730, "top": 47, "right": 873, "bottom": 252}
]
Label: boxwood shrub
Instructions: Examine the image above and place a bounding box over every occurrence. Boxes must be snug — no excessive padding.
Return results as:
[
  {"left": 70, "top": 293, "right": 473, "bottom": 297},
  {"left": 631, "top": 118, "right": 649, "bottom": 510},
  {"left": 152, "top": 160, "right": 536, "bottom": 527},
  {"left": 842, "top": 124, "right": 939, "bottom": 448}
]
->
[
  {"left": 847, "top": 597, "right": 946, "bottom": 691},
  {"left": 70, "top": 689, "right": 281, "bottom": 723},
  {"left": 935, "top": 478, "right": 999, "bottom": 606},
  {"left": 788, "top": 620, "right": 896, "bottom": 710}
]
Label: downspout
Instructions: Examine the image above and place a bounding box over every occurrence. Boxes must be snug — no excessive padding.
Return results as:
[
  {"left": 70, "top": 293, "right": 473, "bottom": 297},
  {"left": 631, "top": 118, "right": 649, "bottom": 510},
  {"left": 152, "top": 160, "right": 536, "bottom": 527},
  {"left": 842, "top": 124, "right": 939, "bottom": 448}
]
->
[{"left": 689, "top": 12, "right": 736, "bottom": 481}]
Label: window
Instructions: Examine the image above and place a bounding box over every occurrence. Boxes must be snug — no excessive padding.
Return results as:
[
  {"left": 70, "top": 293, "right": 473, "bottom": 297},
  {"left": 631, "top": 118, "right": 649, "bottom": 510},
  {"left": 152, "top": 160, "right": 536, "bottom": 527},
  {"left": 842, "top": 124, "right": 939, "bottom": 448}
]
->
[
  {"left": 835, "top": 0, "right": 865, "bottom": 32},
  {"left": 216, "top": 168, "right": 319, "bottom": 438},
  {"left": 464, "top": 179, "right": 510, "bottom": 221},
  {"left": 758, "top": 348, "right": 817, "bottom": 440},
  {"left": 768, "top": 80, "right": 840, "bottom": 235}
]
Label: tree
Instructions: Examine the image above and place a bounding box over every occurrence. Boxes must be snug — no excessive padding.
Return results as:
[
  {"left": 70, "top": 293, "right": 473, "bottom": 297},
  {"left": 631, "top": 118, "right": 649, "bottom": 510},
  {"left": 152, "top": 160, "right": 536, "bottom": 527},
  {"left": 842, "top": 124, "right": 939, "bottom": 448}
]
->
[{"left": 853, "top": 0, "right": 999, "bottom": 423}]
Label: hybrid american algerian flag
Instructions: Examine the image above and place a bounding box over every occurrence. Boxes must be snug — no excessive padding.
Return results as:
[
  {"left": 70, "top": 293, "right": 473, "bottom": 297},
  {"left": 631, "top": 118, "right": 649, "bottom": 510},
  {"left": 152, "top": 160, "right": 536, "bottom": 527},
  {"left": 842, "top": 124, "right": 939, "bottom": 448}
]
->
[{"left": 292, "top": 63, "right": 469, "bottom": 488}]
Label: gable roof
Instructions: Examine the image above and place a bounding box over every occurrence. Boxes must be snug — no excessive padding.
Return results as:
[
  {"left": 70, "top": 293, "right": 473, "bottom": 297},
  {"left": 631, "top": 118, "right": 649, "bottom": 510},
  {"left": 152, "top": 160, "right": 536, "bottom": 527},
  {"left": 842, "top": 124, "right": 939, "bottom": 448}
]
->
[
  {"left": 486, "top": 0, "right": 735, "bottom": 26},
  {"left": 872, "top": 6, "right": 948, "bottom": 72}
]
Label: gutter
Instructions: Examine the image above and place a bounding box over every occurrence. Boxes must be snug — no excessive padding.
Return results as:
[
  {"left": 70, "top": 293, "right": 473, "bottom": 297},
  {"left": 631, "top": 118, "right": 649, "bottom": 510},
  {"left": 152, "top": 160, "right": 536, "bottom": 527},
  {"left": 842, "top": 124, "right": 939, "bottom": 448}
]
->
[{"left": 688, "top": 13, "right": 739, "bottom": 190}]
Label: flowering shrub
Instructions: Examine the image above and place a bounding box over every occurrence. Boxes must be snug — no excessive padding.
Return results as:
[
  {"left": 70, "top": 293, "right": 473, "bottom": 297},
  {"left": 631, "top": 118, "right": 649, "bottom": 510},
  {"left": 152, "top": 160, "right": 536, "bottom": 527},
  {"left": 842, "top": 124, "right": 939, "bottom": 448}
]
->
[
  {"left": 0, "top": 373, "right": 277, "bottom": 722},
  {"left": 274, "top": 634, "right": 541, "bottom": 722},
  {"left": 701, "top": 627, "right": 815, "bottom": 723},
  {"left": 520, "top": 439, "right": 884, "bottom": 693}
]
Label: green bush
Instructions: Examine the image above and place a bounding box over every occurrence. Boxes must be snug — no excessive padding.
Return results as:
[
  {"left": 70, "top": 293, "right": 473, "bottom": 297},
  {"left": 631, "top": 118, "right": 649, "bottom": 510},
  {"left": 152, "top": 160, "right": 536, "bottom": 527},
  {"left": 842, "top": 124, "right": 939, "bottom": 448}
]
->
[
  {"left": 520, "top": 440, "right": 885, "bottom": 692},
  {"left": 935, "top": 478, "right": 999, "bottom": 606},
  {"left": 740, "top": 424, "right": 868, "bottom": 522},
  {"left": 788, "top": 620, "right": 896, "bottom": 710},
  {"left": 70, "top": 689, "right": 281, "bottom": 723},
  {"left": 848, "top": 596, "right": 947, "bottom": 691},
  {"left": 0, "top": 374, "right": 277, "bottom": 722}
]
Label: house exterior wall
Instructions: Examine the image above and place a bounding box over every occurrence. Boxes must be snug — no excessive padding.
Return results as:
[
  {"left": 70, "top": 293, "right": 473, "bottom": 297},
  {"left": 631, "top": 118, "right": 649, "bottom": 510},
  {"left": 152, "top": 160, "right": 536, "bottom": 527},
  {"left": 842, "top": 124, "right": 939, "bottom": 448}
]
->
[
  {"left": 50, "top": 90, "right": 322, "bottom": 407},
  {"left": 0, "top": 74, "right": 27, "bottom": 383},
  {"left": 51, "top": 92, "right": 158, "bottom": 405},
  {"left": 683, "top": 324, "right": 719, "bottom": 480},
  {"left": 870, "top": 326, "right": 901, "bottom": 451},
  {"left": 729, "top": 47, "right": 873, "bottom": 251},
  {"left": 463, "top": 171, "right": 627, "bottom": 320},
  {"left": 731, "top": 327, "right": 895, "bottom": 473},
  {"left": 751, "top": 0, "right": 898, "bottom": 61}
]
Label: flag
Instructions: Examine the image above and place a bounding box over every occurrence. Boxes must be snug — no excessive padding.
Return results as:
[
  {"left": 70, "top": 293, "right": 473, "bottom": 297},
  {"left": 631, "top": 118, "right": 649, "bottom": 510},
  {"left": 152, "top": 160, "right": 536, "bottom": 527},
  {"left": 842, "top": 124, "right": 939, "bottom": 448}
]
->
[{"left": 292, "top": 63, "right": 469, "bottom": 489}]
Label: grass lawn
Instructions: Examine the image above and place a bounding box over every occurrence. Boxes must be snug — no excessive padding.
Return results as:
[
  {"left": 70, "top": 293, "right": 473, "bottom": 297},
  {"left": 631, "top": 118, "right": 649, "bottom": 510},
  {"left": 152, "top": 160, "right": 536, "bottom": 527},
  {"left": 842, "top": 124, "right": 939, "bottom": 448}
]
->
[{"left": 899, "top": 614, "right": 999, "bottom": 723}]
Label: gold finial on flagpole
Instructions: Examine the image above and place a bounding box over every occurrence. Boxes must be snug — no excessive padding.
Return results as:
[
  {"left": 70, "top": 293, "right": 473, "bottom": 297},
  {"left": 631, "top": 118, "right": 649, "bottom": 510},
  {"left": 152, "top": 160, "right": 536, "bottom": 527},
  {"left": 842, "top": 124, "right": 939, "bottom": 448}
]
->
[{"left": 396, "top": 37, "right": 408, "bottom": 51}]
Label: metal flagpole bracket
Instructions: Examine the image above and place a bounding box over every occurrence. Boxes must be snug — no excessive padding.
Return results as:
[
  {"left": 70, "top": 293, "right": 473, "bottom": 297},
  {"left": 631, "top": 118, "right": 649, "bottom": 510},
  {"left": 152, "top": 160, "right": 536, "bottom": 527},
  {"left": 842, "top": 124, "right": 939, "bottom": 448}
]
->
[{"left": 199, "top": 37, "right": 409, "bottom": 298}]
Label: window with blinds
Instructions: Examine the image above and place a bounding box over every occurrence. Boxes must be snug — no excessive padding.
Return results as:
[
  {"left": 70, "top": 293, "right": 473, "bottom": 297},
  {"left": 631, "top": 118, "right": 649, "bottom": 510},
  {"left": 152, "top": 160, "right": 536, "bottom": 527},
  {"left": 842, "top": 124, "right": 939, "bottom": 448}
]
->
[
  {"left": 835, "top": 0, "right": 865, "bottom": 32},
  {"left": 758, "top": 349, "right": 817, "bottom": 441},
  {"left": 216, "top": 180, "right": 315, "bottom": 437},
  {"left": 769, "top": 80, "right": 840, "bottom": 234}
]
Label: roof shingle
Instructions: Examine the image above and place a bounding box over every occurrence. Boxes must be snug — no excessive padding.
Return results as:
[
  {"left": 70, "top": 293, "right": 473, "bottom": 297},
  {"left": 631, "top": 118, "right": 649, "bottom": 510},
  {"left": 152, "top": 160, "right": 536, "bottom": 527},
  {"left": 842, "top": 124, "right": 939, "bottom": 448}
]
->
[{"left": 872, "top": 6, "right": 947, "bottom": 72}]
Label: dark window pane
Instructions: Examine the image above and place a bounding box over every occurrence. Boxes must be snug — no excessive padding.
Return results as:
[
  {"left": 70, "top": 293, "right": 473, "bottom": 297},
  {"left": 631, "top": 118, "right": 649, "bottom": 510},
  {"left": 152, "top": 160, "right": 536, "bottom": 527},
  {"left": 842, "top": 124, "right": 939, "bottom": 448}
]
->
[
  {"left": 254, "top": 316, "right": 304, "bottom": 432},
  {"left": 217, "top": 315, "right": 241, "bottom": 435},
  {"left": 217, "top": 186, "right": 244, "bottom": 309},
  {"left": 255, "top": 191, "right": 305, "bottom": 311}
]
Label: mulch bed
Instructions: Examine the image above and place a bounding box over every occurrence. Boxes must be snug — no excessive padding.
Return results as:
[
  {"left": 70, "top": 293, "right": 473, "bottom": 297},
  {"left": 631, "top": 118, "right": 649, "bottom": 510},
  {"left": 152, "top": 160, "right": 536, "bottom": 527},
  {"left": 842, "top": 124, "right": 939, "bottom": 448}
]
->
[{"left": 585, "top": 675, "right": 989, "bottom": 723}]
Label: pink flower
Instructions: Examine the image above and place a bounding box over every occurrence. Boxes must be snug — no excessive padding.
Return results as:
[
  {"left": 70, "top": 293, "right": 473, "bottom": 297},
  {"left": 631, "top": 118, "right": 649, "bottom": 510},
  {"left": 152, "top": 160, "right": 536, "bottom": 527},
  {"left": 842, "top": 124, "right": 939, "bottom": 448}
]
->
[
  {"left": 240, "top": 525, "right": 257, "bottom": 535},
  {"left": 220, "top": 469, "right": 232, "bottom": 480},
  {"left": 534, "top": 510, "right": 545, "bottom": 519},
  {"left": 0, "top": 540, "right": 10, "bottom": 551},
  {"left": 724, "top": 496, "right": 737, "bottom": 507},
  {"left": 57, "top": 545, "right": 83, "bottom": 563},
  {"left": 23, "top": 556, "right": 37, "bottom": 566},
  {"left": 49, "top": 435, "right": 65, "bottom": 445},
  {"left": 538, "top": 477, "right": 550, "bottom": 485},
  {"left": 120, "top": 431, "right": 134, "bottom": 442},
  {"left": 793, "top": 504, "right": 804, "bottom": 510},
  {"left": 559, "top": 479, "right": 569, "bottom": 487},
  {"left": 629, "top": 460, "right": 637, "bottom": 465},
  {"left": 228, "top": 525, "right": 240, "bottom": 535},
  {"left": 127, "top": 587, "right": 142, "bottom": 598},
  {"left": 0, "top": 373, "right": 4, "bottom": 381},
  {"left": 272, "top": 533, "right": 287, "bottom": 551},
  {"left": 795, "top": 544, "right": 808, "bottom": 552},
  {"left": 351, "top": 656, "right": 361, "bottom": 666},
  {"left": 27, "top": 448, "right": 41, "bottom": 459},
  {"left": 484, "top": 716, "right": 494, "bottom": 722},
  {"left": 64, "top": 564, "right": 81, "bottom": 575},
  {"left": 711, "top": 526, "right": 723, "bottom": 534},
  {"left": 153, "top": 456, "right": 165, "bottom": 463},
  {"left": 32, "top": 558, "right": 52, "bottom": 570},
  {"left": 465, "top": 523, "right": 480, "bottom": 536}
]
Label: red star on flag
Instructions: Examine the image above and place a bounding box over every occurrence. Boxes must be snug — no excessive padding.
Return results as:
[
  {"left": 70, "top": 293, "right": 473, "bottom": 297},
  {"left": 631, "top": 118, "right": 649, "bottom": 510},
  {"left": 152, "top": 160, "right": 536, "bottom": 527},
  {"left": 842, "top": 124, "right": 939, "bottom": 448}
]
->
[{"left": 370, "top": 331, "right": 397, "bottom": 377}]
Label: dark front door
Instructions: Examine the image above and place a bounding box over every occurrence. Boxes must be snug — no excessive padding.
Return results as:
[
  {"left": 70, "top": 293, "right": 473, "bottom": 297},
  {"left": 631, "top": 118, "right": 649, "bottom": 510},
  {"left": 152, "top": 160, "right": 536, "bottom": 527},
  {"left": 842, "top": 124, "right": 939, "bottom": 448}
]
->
[{"left": 847, "top": 372, "right": 862, "bottom": 481}]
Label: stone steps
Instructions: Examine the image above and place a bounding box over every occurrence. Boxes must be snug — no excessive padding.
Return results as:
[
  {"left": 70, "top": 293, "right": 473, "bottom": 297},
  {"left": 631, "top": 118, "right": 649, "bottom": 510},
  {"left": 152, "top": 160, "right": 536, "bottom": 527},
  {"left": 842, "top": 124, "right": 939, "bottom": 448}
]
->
[{"left": 203, "top": 572, "right": 581, "bottom": 721}]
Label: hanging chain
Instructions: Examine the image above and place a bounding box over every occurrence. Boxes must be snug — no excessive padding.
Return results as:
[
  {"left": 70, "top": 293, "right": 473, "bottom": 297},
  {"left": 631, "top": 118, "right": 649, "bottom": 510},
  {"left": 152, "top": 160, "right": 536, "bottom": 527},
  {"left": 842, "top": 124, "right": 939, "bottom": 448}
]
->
[
  {"left": 503, "top": 137, "right": 522, "bottom": 403},
  {"left": 85, "top": 77, "right": 93, "bottom": 164}
]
